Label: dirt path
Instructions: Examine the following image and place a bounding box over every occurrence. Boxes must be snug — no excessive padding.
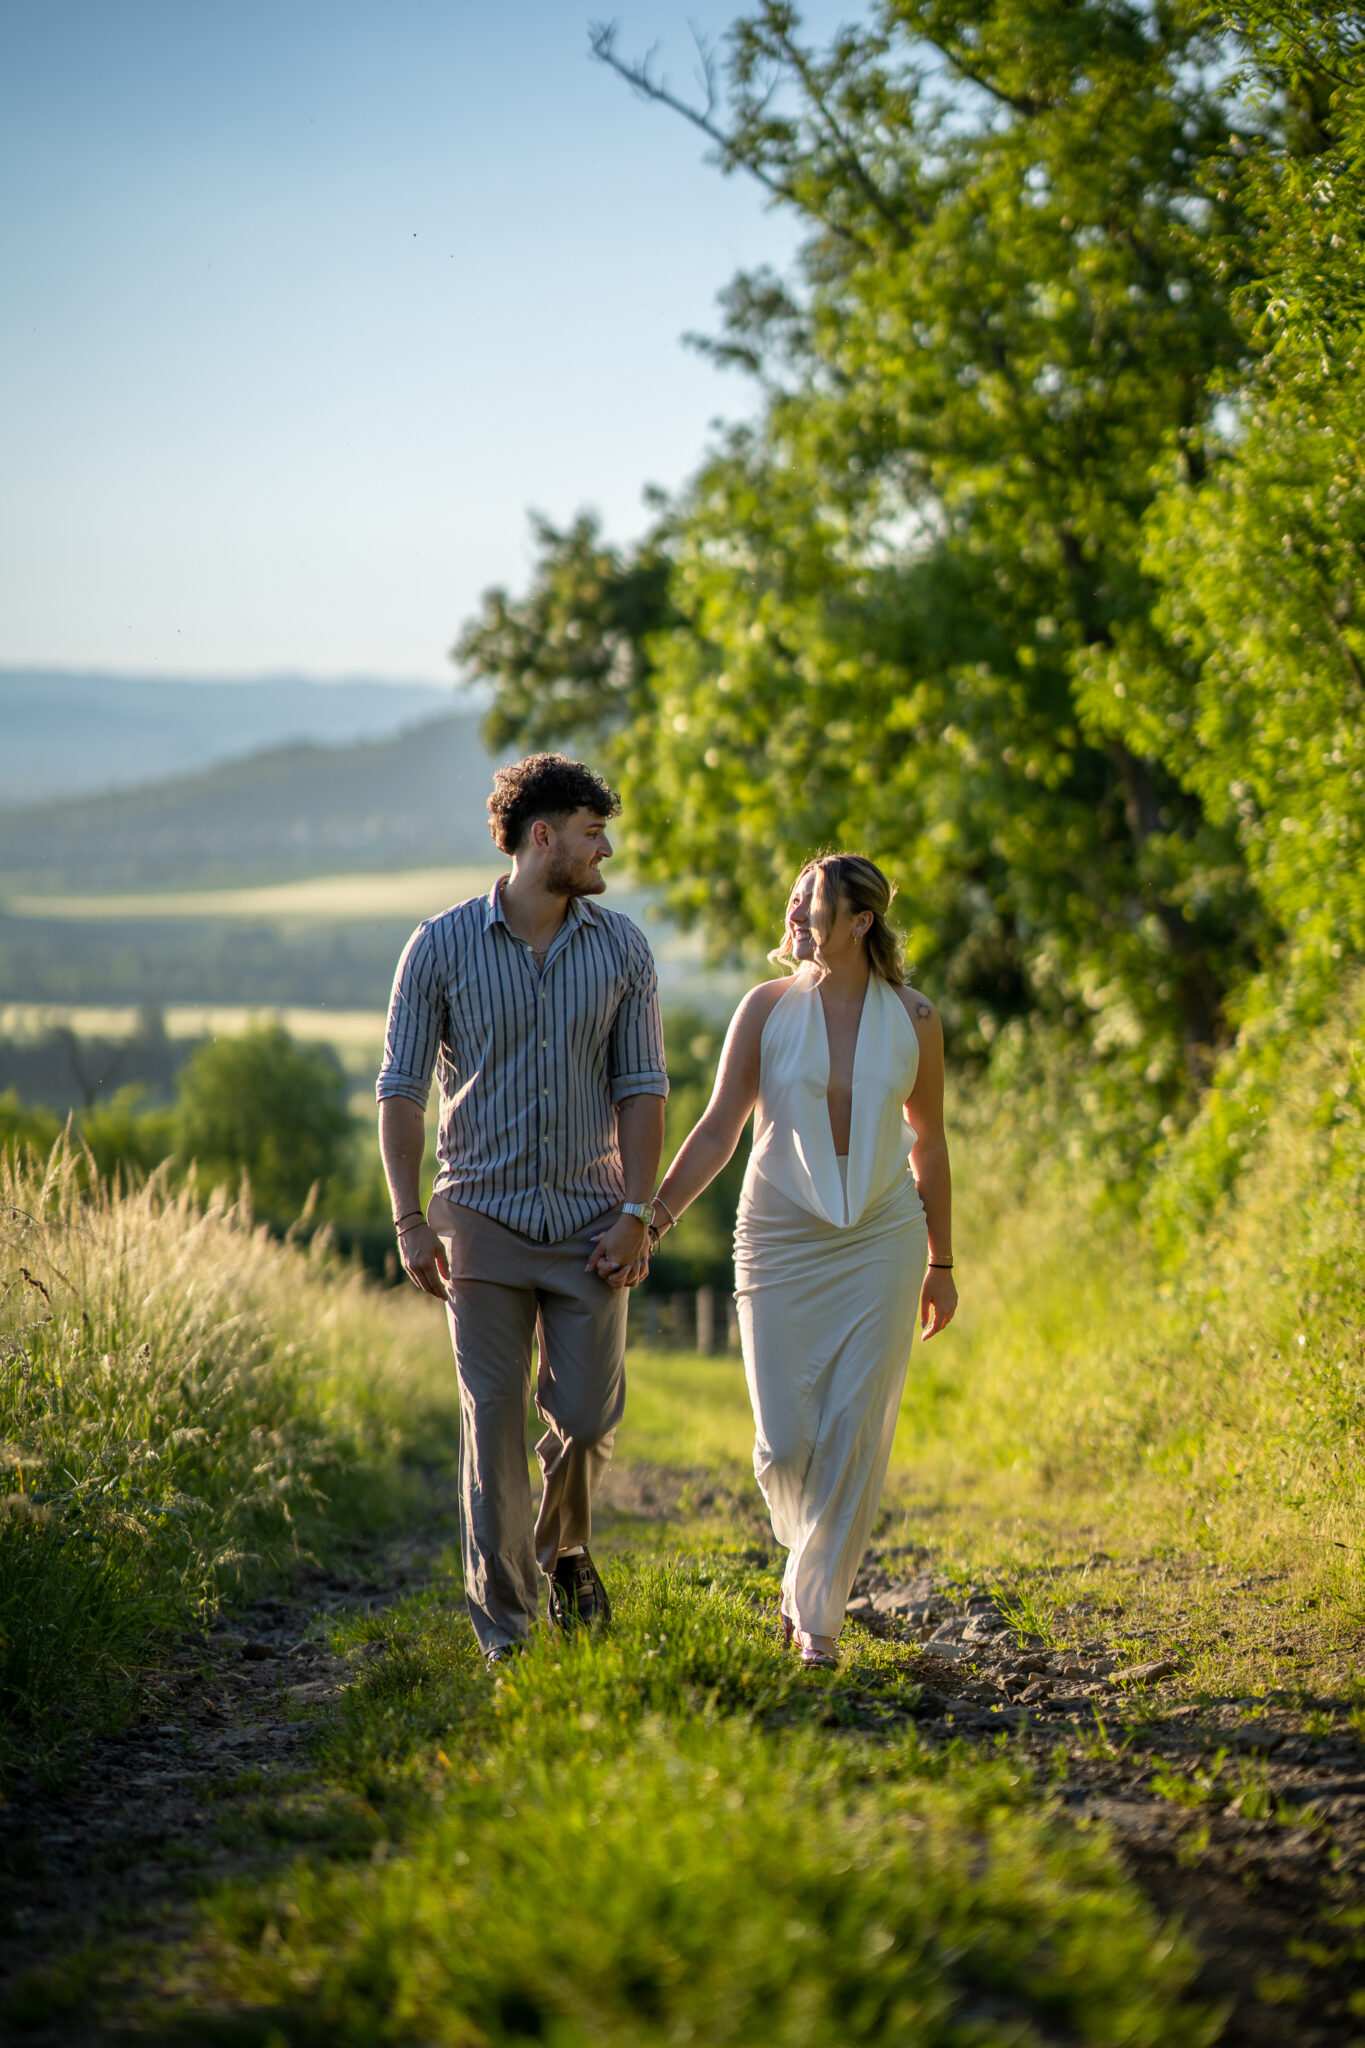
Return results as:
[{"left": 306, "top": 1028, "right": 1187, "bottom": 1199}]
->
[
  {"left": 3, "top": 1495, "right": 1365, "bottom": 2041},
  {"left": 846, "top": 1551, "right": 1365, "bottom": 2045},
  {"left": 0, "top": 1496, "right": 462, "bottom": 2041}
]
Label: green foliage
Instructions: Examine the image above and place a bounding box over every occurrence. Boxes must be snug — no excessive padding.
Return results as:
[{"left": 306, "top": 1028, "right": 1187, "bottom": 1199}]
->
[
  {"left": 1082, "top": 366, "right": 1365, "bottom": 983},
  {"left": 462, "top": 0, "right": 1270, "bottom": 1099},
  {"left": 1, "top": 1025, "right": 391, "bottom": 1264},
  {"left": 0, "top": 1147, "right": 457, "bottom": 1767},
  {"left": 1, "top": 1082, "right": 178, "bottom": 1199},
  {"left": 175, "top": 1022, "right": 352, "bottom": 1222},
  {"left": 454, "top": 510, "right": 674, "bottom": 756},
  {"left": 0, "top": 1089, "right": 61, "bottom": 1163},
  {"left": 1217, "top": 2, "right": 1365, "bottom": 363},
  {"left": 1081, "top": 1, "right": 1365, "bottom": 1227},
  {"left": 457, "top": 0, "right": 1365, "bottom": 1208},
  {"left": 1080, "top": 3, "right": 1365, "bottom": 987},
  {"left": 895, "top": 969, "right": 1365, "bottom": 1585},
  {"left": 78, "top": 1084, "right": 177, "bottom": 1186}
]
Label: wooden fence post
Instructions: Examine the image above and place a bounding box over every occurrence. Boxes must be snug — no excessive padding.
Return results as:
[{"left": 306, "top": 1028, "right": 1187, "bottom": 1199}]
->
[{"left": 695, "top": 1284, "right": 715, "bottom": 1355}]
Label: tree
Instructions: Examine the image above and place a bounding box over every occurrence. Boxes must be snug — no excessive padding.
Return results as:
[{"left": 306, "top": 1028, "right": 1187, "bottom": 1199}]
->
[
  {"left": 80, "top": 1086, "right": 176, "bottom": 1188},
  {"left": 1075, "top": 1, "right": 1365, "bottom": 1230},
  {"left": 174, "top": 1025, "right": 351, "bottom": 1221},
  {"left": 1083, "top": 2, "right": 1365, "bottom": 987},
  {"left": 460, "top": 0, "right": 1270, "bottom": 1106},
  {"left": 455, "top": 511, "right": 675, "bottom": 757}
]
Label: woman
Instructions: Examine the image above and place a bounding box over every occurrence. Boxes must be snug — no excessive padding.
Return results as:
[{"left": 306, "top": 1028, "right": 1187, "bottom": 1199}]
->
[{"left": 650, "top": 855, "right": 957, "bottom": 1667}]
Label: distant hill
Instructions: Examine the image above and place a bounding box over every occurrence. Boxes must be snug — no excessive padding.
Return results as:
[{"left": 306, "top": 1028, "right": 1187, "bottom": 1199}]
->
[
  {"left": 0, "top": 713, "right": 503, "bottom": 892},
  {"left": 0, "top": 668, "right": 454, "bottom": 806}
]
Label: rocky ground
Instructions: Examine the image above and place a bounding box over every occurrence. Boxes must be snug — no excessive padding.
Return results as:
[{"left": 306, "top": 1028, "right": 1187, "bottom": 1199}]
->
[
  {"left": 3, "top": 1517, "right": 1365, "bottom": 2042},
  {"left": 841, "top": 1551, "right": 1365, "bottom": 2045}
]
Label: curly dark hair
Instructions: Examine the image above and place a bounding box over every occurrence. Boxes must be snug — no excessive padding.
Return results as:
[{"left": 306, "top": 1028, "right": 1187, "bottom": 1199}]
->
[{"left": 486, "top": 754, "right": 621, "bottom": 855}]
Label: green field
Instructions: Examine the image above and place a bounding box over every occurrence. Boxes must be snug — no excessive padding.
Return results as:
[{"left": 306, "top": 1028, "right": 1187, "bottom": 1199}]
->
[
  {"left": 0, "top": 864, "right": 506, "bottom": 923},
  {"left": 0, "top": 863, "right": 755, "bottom": 1022}
]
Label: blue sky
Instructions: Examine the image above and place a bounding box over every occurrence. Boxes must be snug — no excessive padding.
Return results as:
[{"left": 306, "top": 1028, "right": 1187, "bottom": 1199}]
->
[{"left": 0, "top": 1, "right": 853, "bottom": 684}]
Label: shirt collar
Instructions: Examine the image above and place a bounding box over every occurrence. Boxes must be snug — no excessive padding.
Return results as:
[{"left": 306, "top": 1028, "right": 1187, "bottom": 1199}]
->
[
  {"left": 483, "top": 875, "right": 507, "bottom": 929},
  {"left": 484, "top": 874, "right": 601, "bottom": 936}
]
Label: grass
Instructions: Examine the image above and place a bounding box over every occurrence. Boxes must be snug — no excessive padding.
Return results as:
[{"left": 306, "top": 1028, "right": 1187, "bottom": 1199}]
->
[
  {"left": 0, "top": 1145, "right": 457, "bottom": 1770},
  {"left": 0, "top": 1163, "right": 1223, "bottom": 2040},
  {"left": 838, "top": 974, "right": 1365, "bottom": 1699},
  {"left": 615, "top": 1346, "right": 755, "bottom": 1467},
  {"left": 169, "top": 1561, "right": 1216, "bottom": 2048},
  {"left": 1, "top": 864, "right": 504, "bottom": 923}
]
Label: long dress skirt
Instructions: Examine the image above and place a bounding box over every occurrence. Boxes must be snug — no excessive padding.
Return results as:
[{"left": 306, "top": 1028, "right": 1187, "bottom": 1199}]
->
[{"left": 733, "top": 1162, "right": 927, "bottom": 1638}]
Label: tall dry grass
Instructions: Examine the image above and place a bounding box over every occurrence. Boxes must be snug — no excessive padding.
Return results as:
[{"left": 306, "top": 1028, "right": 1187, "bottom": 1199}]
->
[{"left": 0, "top": 1145, "right": 456, "bottom": 1765}]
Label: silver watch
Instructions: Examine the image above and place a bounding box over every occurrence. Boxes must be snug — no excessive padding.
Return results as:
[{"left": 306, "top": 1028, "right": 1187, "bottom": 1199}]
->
[{"left": 620, "top": 1201, "right": 652, "bottom": 1222}]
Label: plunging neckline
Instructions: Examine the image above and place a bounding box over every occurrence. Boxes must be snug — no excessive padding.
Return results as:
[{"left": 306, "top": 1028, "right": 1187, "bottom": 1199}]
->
[
  {"left": 817, "top": 975, "right": 870, "bottom": 1158},
  {"left": 750, "top": 966, "right": 919, "bottom": 1230}
]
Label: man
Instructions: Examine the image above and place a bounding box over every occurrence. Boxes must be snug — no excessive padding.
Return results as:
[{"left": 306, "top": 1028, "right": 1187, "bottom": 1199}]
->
[{"left": 376, "top": 754, "right": 667, "bottom": 1669}]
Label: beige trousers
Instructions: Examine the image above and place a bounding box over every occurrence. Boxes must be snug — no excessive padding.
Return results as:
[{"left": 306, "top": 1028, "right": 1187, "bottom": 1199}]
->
[{"left": 428, "top": 1194, "right": 629, "bottom": 1654}]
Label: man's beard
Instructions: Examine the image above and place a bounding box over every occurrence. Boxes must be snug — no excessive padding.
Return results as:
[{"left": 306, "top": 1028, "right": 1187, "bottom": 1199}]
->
[{"left": 544, "top": 854, "right": 605, "bottom": 898}]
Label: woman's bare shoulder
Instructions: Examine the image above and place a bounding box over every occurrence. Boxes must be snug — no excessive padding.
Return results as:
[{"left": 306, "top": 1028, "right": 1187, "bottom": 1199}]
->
[
  {"left": 894, "top": 983, "right": 941, "bottom": 1033},
  {"left": 731, "top": 976, "right": 795, "bottom": 1037}
]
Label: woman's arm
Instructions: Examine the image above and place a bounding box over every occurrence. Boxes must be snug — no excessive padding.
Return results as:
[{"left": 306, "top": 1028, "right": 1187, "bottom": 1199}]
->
[
  {"left": 902, "top": 990, "right": 957, "bottom": 1341},
  {"left": 653, "top": 985, "right": 778, "bottom": 1226}
]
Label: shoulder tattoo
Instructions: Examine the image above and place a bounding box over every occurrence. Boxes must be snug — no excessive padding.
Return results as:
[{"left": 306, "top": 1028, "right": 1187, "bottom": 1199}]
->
[{"left": 915, "top": 1000, "right": 932, "bottom": 1019}]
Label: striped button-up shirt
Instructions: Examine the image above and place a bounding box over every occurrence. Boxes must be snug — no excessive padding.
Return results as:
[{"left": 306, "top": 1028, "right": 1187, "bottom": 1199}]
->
[{"left": 376, "top": 878, "right": 668, "bottom": 1240}]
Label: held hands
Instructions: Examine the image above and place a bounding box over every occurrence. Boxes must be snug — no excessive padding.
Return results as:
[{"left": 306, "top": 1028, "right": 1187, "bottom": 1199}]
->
[
  {"left": 920, "top": 1264, "right": 957, "bottom": 1341},
  {"left": 398, "top": 1212, "right": 650, "bottom": 1298},
  {"left": 397, "top": 1221, "right": 451, "bottom": 1302},
  {"left": 587, "top": 1213, "right": 652, "bottom": 1289}
]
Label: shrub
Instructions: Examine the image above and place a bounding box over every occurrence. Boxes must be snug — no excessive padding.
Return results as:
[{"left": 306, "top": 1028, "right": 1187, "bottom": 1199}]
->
[{"left": 174, "top": 1022, "right": 351, "bottom": 1221}]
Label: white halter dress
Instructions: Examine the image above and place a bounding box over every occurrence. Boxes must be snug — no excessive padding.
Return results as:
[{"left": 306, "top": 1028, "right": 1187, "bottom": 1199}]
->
[{"left": 734, "top": 966, "right": 928, "bottom": 1638}]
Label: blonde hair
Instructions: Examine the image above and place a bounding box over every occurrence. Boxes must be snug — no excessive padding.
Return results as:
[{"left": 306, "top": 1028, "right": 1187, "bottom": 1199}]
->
[{"left": 769, "top": 853, "right": 907, "bottom": 986}]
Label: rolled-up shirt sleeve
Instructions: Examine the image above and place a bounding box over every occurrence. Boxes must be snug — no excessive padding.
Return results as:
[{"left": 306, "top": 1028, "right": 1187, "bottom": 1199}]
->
[
  {"left": 607, "top": 922, "right": 669, "bottom": 1104},
  {"left": 376, "top": 921, "right": 444, "bottom": 1107}
]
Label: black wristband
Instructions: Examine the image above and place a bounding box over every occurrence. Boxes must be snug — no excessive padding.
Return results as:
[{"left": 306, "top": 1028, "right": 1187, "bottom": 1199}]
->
[
  {"left": 929, "top": 1260, "right": 954, "bottom": 1269},
  {"left": 394, "top": 1210, "right": 425, "bottom": 1230}
]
